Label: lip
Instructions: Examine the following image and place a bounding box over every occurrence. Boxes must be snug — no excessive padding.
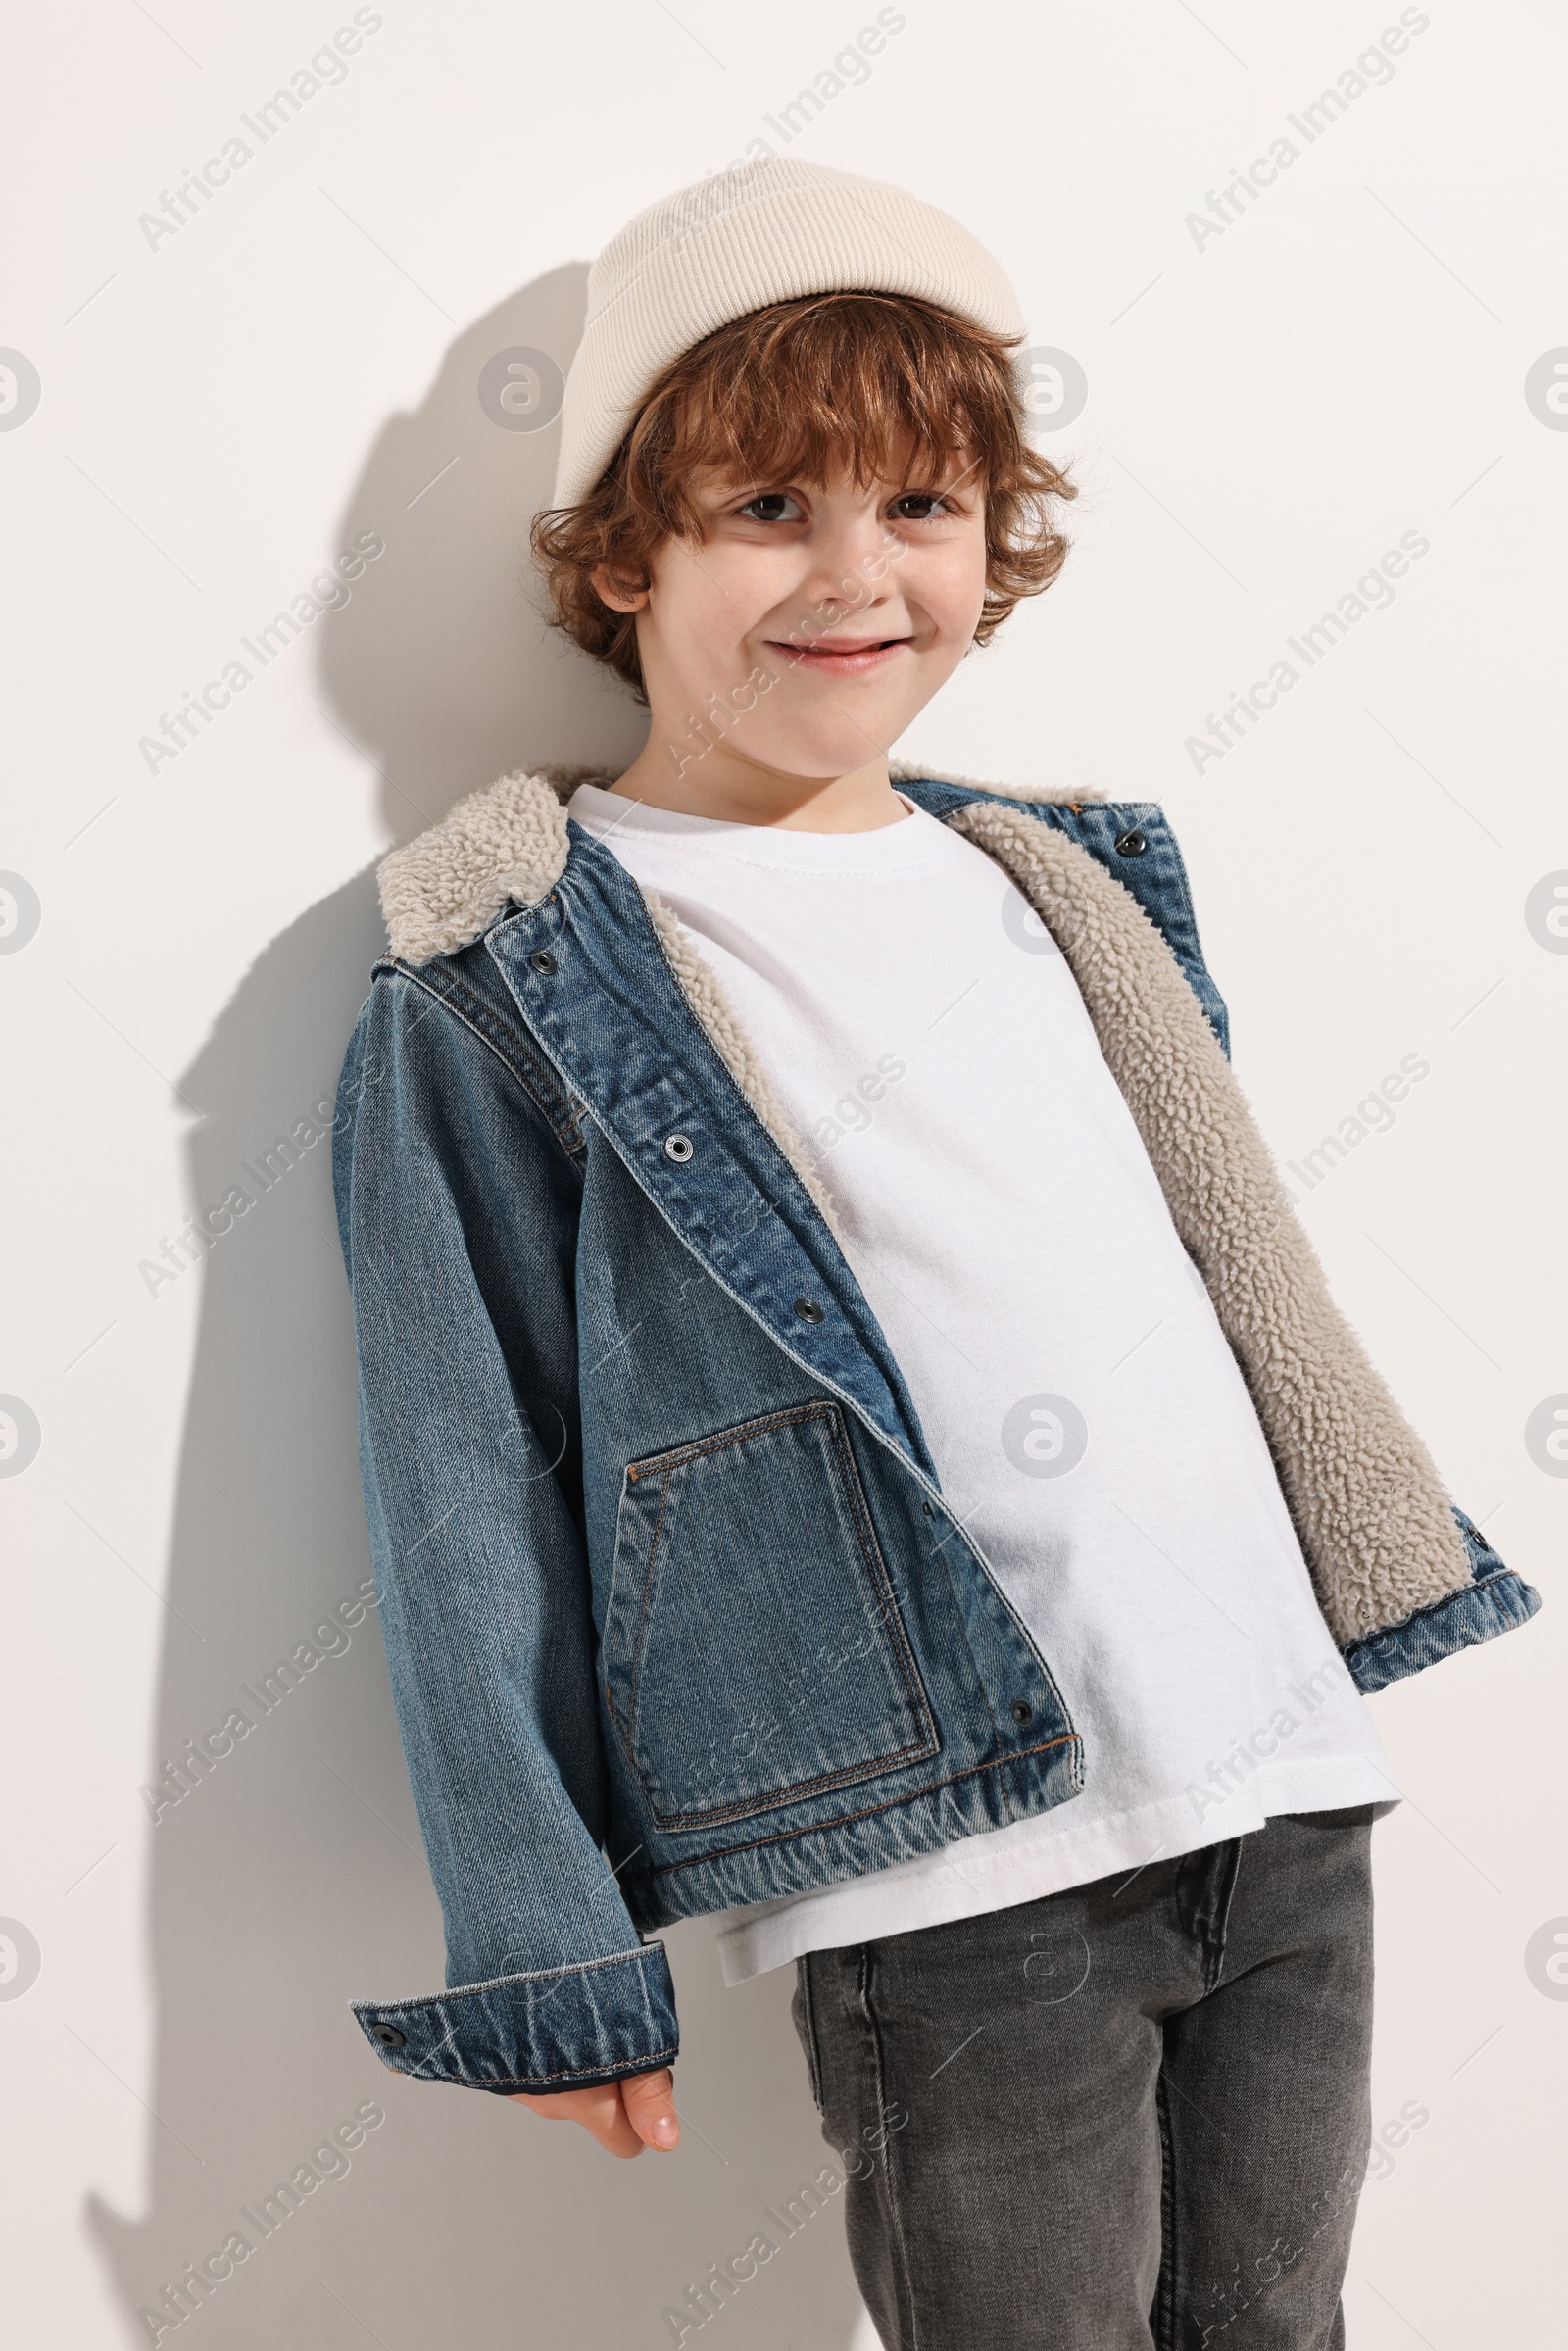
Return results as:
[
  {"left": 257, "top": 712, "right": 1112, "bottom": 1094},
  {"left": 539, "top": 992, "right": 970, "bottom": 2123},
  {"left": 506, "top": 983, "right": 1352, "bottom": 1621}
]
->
[{"left": 766, "top": 635, "right": 913, "bottom": 675}]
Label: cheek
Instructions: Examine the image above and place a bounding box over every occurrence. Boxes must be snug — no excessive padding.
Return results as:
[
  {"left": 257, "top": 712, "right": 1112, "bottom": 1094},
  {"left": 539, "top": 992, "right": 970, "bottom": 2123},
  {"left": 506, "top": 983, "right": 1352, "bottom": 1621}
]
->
[
  {"left": 910, "top": 535, "right": 990, "bottom": 643},
  {"left": 911, "top": 528, "right": 987, "bottom": 629},
  {"left": 645, "top": 548, "right": 774, "bottom": 677}
]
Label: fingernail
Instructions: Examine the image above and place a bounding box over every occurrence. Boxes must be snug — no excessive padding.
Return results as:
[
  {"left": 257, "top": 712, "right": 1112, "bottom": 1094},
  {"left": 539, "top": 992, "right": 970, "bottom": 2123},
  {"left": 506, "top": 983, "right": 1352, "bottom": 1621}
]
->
[{"left": 650, "top": 2115, "right": 678, "bottom": 2148}]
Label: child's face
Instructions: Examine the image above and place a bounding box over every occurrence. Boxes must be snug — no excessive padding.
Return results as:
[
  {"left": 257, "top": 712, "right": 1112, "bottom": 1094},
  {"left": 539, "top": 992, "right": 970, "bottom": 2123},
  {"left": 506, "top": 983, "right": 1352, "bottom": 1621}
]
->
[{"left": 605, "top": 449, "right": 989, "bottom": 782}]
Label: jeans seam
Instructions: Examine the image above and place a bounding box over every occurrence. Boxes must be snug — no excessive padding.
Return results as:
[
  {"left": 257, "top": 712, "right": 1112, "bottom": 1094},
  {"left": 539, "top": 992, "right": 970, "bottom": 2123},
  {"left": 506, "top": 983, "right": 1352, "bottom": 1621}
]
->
[
  {"left": 1201, "top": 1837, "right": 1244, "bottom": 1994},
  {"left": 859, "top": 1942, "right": 920, "bottom": 2351},
  {"left": 1152, "top": 2069, "right": 1180, "bottom": 2351},
  {"left": 795, "top": 1956, "right": 825, "bottom": 2114}
]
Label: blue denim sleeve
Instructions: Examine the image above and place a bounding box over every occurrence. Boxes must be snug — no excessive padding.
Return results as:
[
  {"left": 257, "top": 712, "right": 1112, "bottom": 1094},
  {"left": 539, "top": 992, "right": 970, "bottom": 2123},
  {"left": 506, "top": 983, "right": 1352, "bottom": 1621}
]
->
[{"left": 332, "top": 967, "right": 679, "bottom": 2093}]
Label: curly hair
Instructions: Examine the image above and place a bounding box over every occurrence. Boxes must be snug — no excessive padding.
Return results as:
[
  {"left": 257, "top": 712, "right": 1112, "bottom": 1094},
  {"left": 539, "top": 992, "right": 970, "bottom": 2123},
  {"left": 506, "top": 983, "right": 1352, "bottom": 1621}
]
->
[{"left": 530, "top": 292, "right": 1076, "bottom": 698}]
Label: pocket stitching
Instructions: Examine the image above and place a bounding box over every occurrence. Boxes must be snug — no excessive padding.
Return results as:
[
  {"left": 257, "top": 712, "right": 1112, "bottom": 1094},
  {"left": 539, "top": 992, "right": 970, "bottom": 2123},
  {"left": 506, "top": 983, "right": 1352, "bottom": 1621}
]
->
[
  {"left": 625, "top": 1397, "right": 844, "bottom": 1481},
  {"left": 623, "top": 1464, "right": 673, "bottom": 1738},
  {"left": 822, "top": 1404, "right": 932, "bottom": 1754},
  {"left": 607, "top": 1400, "right": 940, "bottom": 1831}
]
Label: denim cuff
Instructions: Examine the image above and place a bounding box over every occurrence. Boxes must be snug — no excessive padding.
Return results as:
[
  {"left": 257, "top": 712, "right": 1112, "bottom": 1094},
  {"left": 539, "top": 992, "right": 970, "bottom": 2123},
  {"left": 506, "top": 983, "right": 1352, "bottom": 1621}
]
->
[
  {"left": 350, "top": 1941, "right": 679, "bottom": 2094},
  {"left": 1342, "top": 1566, "right": 1542, "bottom": 1694}
]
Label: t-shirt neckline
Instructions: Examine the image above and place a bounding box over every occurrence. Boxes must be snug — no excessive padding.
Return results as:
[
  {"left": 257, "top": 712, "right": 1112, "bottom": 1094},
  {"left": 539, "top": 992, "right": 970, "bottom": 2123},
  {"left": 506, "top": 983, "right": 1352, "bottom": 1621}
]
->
[{"left": 566, "top": 782, "right": 950, "bottom": 876}]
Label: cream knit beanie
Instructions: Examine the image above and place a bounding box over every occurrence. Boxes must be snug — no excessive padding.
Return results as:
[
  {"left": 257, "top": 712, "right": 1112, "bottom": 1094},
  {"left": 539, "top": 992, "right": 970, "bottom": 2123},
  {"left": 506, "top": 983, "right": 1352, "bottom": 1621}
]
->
[{"left": 551, "top": 159, "right": 1026, "bottom": 509}]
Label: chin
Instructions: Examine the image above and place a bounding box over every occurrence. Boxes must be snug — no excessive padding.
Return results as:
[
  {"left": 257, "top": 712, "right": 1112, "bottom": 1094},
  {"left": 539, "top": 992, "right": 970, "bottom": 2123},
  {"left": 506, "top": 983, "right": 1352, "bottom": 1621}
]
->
[{"left": 762, "top": 720, "right": 906, "bottom": 780}]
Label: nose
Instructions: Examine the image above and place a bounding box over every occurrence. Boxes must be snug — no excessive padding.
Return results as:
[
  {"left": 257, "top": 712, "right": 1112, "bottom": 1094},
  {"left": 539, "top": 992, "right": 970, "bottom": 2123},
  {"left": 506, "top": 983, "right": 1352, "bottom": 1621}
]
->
[{"left": 797, "top": 502, "right": 899, "bottom": 634}]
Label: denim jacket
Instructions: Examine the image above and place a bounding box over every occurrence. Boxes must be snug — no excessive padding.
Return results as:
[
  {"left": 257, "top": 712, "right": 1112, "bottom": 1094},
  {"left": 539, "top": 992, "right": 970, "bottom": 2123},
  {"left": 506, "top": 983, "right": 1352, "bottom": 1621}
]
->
[{"left": 332, "top": 766, "right": 1539, "bottom": 2094}]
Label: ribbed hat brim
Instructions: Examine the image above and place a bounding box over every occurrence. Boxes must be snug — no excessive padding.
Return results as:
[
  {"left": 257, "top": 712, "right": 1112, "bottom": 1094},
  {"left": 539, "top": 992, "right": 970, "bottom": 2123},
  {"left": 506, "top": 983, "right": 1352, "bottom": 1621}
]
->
[{"left": 552, "top": 160, "right": 1026, "bottom": 509}]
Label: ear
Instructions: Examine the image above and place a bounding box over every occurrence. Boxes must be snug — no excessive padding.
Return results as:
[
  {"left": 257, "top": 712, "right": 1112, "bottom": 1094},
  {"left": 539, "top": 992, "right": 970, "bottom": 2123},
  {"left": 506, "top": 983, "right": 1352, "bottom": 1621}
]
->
[{"left": 591, "top": 563, "right": 650, "bottom": 615}]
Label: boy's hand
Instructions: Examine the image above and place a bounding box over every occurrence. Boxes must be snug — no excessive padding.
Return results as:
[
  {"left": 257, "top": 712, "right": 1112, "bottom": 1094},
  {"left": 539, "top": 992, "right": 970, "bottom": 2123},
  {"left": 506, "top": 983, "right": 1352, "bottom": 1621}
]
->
[{"left": 510, "top": 2066, "right": 679, "bottom": 2158}]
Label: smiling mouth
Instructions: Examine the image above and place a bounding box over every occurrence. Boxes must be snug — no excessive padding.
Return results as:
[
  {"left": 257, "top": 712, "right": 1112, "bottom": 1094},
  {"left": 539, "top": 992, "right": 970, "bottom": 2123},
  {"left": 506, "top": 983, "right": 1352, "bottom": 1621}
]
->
[{"left": 769, "top": 635, "right": 913, "bottom": 668}]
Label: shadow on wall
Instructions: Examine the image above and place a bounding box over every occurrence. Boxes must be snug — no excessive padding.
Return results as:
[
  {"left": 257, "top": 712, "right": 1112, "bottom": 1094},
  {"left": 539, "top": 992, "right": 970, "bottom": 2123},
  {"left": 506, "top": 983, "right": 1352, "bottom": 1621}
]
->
[{"left": 88, "top": 267, "right": 870, "bottom": 2350}]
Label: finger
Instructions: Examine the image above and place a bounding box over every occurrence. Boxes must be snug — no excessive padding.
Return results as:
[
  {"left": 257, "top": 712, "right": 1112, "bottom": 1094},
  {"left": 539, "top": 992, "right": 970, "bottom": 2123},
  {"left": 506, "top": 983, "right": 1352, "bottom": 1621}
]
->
[
  {"left": 619, "top": 2066, "right": 680, "bottom": 2151},
  {"left": 595, "top": 2086, "right": 648, "bottom": 2159},
  {"left": 510, "top": 2083, "right": 639, "bottom": 2157},
  {"left": 562, "top": 2082, "right": 646, "bottom": 2159}
]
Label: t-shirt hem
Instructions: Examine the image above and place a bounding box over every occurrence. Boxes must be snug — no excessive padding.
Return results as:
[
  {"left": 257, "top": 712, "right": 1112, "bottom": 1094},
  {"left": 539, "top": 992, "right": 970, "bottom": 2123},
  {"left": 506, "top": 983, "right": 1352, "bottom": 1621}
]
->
[{"left": 714, "top": 1753, "right": 1398, "bottom": 1984}]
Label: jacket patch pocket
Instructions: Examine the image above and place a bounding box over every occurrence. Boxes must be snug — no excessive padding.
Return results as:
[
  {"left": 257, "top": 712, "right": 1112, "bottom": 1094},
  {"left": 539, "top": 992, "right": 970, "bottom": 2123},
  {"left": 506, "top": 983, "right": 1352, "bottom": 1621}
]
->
[{"left": 602, "top": 1401, "right": 939, "bottom": 1832}]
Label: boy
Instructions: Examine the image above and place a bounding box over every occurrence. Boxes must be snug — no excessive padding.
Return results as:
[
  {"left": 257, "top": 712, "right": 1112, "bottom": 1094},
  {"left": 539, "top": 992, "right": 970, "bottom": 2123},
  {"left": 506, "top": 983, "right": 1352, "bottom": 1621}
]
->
[{"left": 334, "top": 161, "right": 1538, "bottom": 2348}]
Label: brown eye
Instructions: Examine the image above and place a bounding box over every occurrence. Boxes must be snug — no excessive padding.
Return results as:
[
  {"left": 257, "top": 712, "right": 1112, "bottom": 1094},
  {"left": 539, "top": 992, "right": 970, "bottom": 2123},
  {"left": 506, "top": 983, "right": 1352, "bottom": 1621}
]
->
[
  {"left": 738, "top": 492, "right": 805, "bottom": 522},
  {"left": 891, "top": 493, "right": 945, "bottom": 520}
]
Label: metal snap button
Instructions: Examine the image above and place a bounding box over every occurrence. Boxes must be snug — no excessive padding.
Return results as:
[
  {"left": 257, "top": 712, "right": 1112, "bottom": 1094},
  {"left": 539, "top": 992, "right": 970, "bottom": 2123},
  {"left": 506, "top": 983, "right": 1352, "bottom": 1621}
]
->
[
  {"left": 370, "top": 2022, "right": 407, "bottom": 2049},
  {"left": 1113, "top": 828, "right": 1148, "bottom": 857},
  {"left": 793, "top": 1297, "right": 824, "bottom": 1324},
  {"left": 1010, "top": 1699, "right": 1034, "bottom": 1726},
  {"left": 528, "top": 949, "right": 558, "bottom": 974},
  {"left": 663, "top": 1132, "right": 694, "bottom": 1164}
]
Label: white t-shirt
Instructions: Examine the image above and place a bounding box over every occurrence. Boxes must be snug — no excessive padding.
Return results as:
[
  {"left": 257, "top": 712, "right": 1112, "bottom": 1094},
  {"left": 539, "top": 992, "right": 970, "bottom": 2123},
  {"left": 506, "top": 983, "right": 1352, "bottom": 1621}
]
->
[{"left": 566, "top": 785, "right": 1396, "bottom": 1983}]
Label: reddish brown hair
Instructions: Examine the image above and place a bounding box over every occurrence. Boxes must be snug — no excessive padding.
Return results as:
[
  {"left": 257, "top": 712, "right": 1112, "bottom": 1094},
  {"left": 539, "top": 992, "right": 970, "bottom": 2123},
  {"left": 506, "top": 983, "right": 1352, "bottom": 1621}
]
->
[{"left": 530, "top": 292, "right": 1076, "bottom": 697}]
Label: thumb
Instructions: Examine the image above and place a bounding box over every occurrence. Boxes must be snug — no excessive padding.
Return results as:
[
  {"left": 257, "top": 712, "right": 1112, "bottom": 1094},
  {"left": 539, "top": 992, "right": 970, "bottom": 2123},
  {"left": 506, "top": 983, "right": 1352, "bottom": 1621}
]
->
[{"left": 620, "top": 2066, "right": 679, "bottom": 2151}]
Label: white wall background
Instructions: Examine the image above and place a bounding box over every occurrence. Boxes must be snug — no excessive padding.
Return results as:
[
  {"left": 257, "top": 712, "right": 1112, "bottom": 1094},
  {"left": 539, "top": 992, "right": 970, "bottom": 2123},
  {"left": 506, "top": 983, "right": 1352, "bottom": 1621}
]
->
[{"left": 3, "top": 2, "right": 1565, "bottom": 2344}]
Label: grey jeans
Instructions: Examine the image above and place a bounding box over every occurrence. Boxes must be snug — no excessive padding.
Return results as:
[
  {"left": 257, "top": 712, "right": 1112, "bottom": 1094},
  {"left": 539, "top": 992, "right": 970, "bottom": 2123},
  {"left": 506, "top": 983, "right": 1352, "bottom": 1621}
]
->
[{"left": 792, "top": 1807, "right": 1376, "bottom": 2350}]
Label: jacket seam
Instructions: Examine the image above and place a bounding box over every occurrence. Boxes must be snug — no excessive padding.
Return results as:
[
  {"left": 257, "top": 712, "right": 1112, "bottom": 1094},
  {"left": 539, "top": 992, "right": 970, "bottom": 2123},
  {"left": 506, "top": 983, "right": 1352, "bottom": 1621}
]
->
[
  {"left": 1340, "top": 1561, "right": 1524, "bottom": 1651},
  {"left": 385, "top": 955, "right": 586, "bottom": 1162},
  {"left": 410, "top": 954, "right": 586, "bottom": 1153},
  {"left": 634, "top": 1731, "right": 1081, "bottom": 1883},
  {"left": 450, "top": 2044, "right": 680, "bottom": 2088},
  {"left": 353, "top": 1943, "right": 664, "bottom": 2007}
]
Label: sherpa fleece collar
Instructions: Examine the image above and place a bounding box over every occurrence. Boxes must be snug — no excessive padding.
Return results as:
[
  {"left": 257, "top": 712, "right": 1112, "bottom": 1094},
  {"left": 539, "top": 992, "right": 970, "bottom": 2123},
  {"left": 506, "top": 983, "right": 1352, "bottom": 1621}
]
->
[{"left": 374, "top": 763, "right": 1098, "bottom": 967}]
